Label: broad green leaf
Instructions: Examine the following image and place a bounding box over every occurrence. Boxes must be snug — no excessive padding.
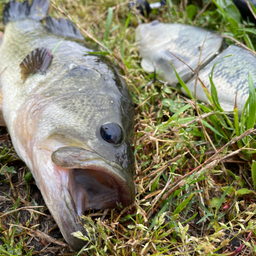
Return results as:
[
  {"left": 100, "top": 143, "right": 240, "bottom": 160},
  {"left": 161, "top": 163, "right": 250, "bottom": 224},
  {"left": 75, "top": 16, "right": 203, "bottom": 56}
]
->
[
  {"left": 213, "top": 0, "right": 241, "bottom": 23},
  {"left": 1, "top": 166, "right": 16, "bottom": 175},
  {"left": 163, "top": 87, "right": 173, "bottom": 94},
  {"left": 236, "top": 188, "right": 254, "bottom": 196},
  {"left": 186, "top": 4, "right": 196, "bottom": 20},
  {"left": 24, "top": 171, "right": 32, "bottom": 182},
  {"left": 210, "top": 197, "right": 220, "bottom": 208}
]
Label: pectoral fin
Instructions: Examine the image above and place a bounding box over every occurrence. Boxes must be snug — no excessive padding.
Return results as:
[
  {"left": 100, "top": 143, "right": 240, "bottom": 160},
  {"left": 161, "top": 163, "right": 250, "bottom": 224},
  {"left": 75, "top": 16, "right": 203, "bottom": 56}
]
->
[{"left": 20, "top": 48, "right": 53, "bottom": 83}]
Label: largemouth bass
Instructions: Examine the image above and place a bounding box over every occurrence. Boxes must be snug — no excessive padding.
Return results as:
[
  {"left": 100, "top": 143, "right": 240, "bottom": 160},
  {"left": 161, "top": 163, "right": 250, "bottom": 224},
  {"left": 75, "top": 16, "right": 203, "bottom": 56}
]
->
[
  {"left": 186, "top": 45, "right": 256, "bottom": 113},
  {"left": 136, "top": 20, "right": 256, "bottom": 113},
  {"left": 136, "top": 20, "right": 223, "bottom": 86},
  {"left": 0, "top": 0, "right": 135, "bottom": 251}
]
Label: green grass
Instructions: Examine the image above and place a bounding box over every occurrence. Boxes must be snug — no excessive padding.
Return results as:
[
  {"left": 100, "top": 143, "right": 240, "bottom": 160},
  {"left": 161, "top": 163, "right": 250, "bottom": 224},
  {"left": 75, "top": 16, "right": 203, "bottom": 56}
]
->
[{"left": 1, "top": 0, "right": 256, "bottom": 255}]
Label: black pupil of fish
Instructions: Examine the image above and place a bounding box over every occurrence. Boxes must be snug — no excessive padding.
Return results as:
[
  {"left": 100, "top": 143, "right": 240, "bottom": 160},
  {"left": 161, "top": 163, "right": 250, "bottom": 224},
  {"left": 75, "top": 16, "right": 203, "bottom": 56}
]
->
[{"left": 100, "top": 123, "right": 122, "bottom": 144}]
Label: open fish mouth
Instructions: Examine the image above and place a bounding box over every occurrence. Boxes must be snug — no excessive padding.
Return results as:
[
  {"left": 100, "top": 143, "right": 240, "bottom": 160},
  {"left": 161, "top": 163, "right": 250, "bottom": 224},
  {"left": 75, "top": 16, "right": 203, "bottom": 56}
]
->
[
  {"left": 68, "top": 164, "right": 133, "bottom": 215},
  {"left": 52, "top": 147, "right": 134, "bottom": 216}
]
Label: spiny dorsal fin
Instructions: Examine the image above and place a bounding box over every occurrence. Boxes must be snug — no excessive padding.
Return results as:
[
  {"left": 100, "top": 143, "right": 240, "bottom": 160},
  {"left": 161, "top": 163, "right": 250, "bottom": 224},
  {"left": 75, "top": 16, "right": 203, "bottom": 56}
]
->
[
  {"left": 3, "top": 0, "right": 49, "bottom": 25},
  {"left": 46, "top": 16, "right": 84, "bottom": 40},
  {"left": 20, "top": 47, "right": 53, "bottom": 83}
]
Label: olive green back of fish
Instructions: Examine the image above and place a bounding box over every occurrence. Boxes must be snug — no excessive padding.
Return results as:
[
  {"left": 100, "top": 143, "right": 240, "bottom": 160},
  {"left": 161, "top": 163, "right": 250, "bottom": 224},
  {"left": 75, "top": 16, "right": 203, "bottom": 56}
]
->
[
  {"left": 0, "top": 18, "right": 134, "bottom": 172},
  {"left": 0, "top": 0, "right": 134, "bottom": 251}
]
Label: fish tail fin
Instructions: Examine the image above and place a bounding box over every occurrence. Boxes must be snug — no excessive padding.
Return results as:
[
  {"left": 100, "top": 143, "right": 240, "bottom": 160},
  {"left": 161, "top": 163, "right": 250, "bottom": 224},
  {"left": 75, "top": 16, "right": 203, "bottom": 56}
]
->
[{"left": 3, "top": 0, "right": 49, "bottom": 25}]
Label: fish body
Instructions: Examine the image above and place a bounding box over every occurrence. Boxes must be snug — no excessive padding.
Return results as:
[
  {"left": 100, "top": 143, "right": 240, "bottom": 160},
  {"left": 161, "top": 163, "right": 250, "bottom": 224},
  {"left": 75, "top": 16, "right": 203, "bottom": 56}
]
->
[
  {"left": 136, "top": 20, "right": 256, "bottom": 113},
  {"left": 0, "top": 0, "right": 134, "bottom": 250},
  {"left": 186, "top": 45, "right": 256, "bottom": 113},
  {"left": 136, "top": 20, "right": 223, "bottom": 85}
]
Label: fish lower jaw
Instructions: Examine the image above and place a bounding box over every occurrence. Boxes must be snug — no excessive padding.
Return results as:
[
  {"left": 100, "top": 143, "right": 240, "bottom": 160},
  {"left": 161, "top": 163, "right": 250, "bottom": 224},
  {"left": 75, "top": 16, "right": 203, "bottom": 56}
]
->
[{"left": 67, "top": 164, "right": 133, "bottom": 216}]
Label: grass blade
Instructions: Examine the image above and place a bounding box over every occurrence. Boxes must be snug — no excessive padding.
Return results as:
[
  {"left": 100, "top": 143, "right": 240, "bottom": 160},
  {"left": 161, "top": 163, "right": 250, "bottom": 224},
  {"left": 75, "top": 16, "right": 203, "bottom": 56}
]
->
[
  {"left": 120, "top": 11, "right": 131, "bottom": 60},
  {"left": 252, "top": 161, "right": 256, "bottom": 190},
  {"left": 170, "top": 104, "right": 192, "bottom": 119},
  {"left": 52, "top": 38, "right": 65, "bottom": 54},
  {"left": 243, "top": 31, "right": 255, "bottom": 51},
  {"left": 85, "top": 51, "right": 110, "bottom": 56},
  {"left": 171, "top": 63, "right": 194, "bottom": 100},
  {"left": 201, "top": 119, "right": 226, "bottom": 138},
  {"left": 247, "top": 72, "right": 256, "bottom": 130},
  {"left": 173, "top": 193, "right": 194, "bottom": 215},
  {"left": 209, "top": 55, "right": 233, "bottom": 111},
  {"left": 104, "top": 7, "right": 113, "bottom": 41},
  {"left": 214, "top": 182, "right": 233, "bottom": 218},
  {"left": 209, "top": 75, "right": 223, "bottom": 111},
  {"left": 234, "top": 91, "right": 243, "bottom": 148}
]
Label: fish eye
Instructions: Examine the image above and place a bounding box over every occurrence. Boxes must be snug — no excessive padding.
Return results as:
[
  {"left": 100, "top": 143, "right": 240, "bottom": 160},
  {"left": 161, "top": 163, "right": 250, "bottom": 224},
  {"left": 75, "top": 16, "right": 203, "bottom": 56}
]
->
[{"left": 100, "top": 123, "right": 123, "bottom": 144}]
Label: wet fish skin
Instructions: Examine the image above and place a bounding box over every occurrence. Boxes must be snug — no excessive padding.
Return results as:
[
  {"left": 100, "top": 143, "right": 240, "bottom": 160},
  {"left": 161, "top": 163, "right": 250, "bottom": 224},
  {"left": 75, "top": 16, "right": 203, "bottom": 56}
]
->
[
  {"left": 136, "top": 20, "right": 223, "bottom": 85},
  {"left": 0, "top": 0, "right": 135, "bottom": 251},
  {"left": 136, "top": 20, "right": 256, "bottom": 113},
  {"left": 186, "top": 45, "right": 256, "bottom": 113}
]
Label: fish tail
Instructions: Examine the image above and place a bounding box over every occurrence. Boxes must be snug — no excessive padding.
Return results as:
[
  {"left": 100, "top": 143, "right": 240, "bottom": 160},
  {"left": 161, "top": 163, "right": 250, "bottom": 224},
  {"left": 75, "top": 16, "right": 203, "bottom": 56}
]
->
[{"left": 3, "top": 0, "right": 50, "bottom": 25}]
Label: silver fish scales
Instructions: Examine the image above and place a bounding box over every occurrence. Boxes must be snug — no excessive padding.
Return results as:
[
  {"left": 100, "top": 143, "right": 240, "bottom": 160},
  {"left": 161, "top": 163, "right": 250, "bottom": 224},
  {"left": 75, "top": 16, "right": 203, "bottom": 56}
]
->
[{"left": 136, "top": 20, "right": 256, "bottom": 113}]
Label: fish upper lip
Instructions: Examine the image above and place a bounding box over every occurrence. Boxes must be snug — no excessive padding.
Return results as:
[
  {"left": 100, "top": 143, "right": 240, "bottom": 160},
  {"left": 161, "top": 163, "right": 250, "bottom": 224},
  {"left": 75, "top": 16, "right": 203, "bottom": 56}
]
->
[
  {"left": 52, "top": 146, "right": 123, "bottom": 171},
  {"left": 70, "top": 155, "right": 123, "bottom": 171}
]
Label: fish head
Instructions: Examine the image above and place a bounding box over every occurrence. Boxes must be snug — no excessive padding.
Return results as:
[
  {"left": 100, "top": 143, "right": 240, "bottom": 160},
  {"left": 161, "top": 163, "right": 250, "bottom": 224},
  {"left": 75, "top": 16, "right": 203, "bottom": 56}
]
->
[
  {"left": 14, "top": 60, "right": 135, "bottom": 250},
  {"left": 50, "top": 110, "right": 136, "bottom": 216}
]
